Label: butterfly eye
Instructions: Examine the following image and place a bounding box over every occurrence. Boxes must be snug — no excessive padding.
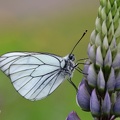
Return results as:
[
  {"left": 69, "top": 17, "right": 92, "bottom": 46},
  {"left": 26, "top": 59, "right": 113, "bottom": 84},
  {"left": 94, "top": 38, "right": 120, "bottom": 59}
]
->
[{"left": 69, "top": 54, "right": 75, "bottom": 61}]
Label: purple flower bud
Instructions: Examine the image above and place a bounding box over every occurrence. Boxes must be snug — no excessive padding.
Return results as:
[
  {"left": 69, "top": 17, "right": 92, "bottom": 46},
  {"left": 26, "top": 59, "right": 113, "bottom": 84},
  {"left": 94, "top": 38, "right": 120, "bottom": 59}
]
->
[
  {"left": 66, "top": 111, "right": 80, "bottom": 120},
  {"left": 88, "top": 44, "right": 96, "bottom": 63},
  {"left": 110, "top": 37, "right": 116, "bottom": 49},
  {"left": 90, "top": 30, "right": 96, "bottom": 44},
  {"left": 87, "top": 64, "right": 97, "bottom": 87},
  {"left": 107, "top": 67, "right": 115, "bottom": 92},
  {"left": 80, "top": 78, "right": 92, "bottom": 95},
  {"left": 115, "top": 71, "right": 120, "bottom": 90},
  {"left": 83, "top": 60, "right": 90, "bottom": 77},
  {"left": 117, "top": 92, "right": 120, "bottom": 97},
  {"left": 112, "top": 53, "right": 120, "bottom": 69},
  {"left": 88, "top": 43, "right": 91, "bottom": 50},
  {"left": 76, "top": 83, "right": 90, "bottom": 111},
  {"left": 96, "top": 46, "right": 103, "bottom": 67},
  {"left": 113, "top": 96, "right": 120, "bottom": 116},
  {"left": 103, "top": 36, "right": 108, "bottom": 50},
  {"left": 102, "top": 91, "right": 111, "bottom": 115},
  {"left": 79, "top": 78, "right": 85, "bottom": 86},
  {"left": 104, "top": 48, "right": 112, "bottom": 67},
  {"left": 90, "top": 89, "right": 100, "bottom": 117},
  {"left": 95, "top": 33, "right": 101, "bottom": 46},
  {"left": 97, "top": 68, "right": 105, "bottom": 92}
]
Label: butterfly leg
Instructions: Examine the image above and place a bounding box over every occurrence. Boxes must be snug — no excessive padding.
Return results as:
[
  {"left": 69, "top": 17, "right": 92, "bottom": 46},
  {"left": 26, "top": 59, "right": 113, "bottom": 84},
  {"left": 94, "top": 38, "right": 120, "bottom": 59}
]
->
[
  {"left": 67, "top": 78, "right": 78, "bottom": 92},
  {"left": 75, "top": 67, "right": 88, "bottom": 75},
  {"left": 76, "top": 58, "right": 89, "bottom": 63}
]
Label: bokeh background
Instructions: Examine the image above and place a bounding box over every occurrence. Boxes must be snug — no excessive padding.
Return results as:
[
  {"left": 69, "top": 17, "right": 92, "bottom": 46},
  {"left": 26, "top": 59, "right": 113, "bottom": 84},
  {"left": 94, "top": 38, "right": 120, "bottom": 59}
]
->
[{"left": 0, "top": 0, "right": 99, "bottom": 120}]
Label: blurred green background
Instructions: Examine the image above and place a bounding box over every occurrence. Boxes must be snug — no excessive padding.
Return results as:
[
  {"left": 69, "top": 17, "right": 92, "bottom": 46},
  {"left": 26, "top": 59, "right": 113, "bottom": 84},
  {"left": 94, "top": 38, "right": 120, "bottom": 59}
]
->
[{"left": 0, "top": 0, "right": 99, "bottom": 120}]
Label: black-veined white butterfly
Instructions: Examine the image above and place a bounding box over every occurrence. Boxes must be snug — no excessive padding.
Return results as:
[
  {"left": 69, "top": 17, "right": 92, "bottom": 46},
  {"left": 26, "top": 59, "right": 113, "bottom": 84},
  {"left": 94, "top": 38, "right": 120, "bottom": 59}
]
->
[{"left": 0, "top": 30, "right": 87, "bottom": 101}]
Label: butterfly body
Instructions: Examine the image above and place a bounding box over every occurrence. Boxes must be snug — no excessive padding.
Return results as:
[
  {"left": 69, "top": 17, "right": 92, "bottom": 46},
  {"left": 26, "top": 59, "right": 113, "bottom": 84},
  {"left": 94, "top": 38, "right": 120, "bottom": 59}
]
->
[{"left": 0, "top": 52, "right": 75, "bottom": 101}]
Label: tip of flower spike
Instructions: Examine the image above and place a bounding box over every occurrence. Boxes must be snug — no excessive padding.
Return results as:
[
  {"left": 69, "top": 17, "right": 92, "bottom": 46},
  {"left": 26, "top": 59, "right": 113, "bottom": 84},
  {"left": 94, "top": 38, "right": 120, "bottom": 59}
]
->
[{"left": 66, "top": 111, "right": 80, "bottom": 120}]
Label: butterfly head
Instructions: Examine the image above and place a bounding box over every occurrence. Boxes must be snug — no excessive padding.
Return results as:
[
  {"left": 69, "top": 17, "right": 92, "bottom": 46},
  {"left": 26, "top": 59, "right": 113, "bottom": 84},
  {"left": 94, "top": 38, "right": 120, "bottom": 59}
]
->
[{"left": 68, "top": 54, "right": 75, "bottom": 61}]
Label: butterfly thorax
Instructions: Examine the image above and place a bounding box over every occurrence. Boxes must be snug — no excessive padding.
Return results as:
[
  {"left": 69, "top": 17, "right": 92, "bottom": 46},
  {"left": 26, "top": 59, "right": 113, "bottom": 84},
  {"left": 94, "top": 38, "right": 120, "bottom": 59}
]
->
[{"left": 61, "top": 54, "right": 75, "bottom": 78}]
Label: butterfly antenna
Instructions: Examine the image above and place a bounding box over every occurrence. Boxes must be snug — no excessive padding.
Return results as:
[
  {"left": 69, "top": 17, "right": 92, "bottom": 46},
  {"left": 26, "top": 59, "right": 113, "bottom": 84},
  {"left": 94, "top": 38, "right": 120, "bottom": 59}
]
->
[{"left": 70, "top": 30, "right": 87, "bottom": 55}]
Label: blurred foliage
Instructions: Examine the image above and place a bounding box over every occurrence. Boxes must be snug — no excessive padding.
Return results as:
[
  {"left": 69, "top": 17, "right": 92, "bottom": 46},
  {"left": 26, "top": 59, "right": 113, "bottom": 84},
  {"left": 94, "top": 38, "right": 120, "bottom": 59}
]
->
[{"left": 0, "top": 0, "right": 99, "bottom": 120}]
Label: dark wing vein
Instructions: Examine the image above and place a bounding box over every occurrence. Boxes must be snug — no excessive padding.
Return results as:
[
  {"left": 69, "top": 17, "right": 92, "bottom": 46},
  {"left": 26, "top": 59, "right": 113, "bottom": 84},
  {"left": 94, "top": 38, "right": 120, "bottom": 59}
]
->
[
  {"left": 24, "top": 71, "right": 59, "bottom": 100},
  {"left": 33, "top": 71, "right": 61, "bottom": 100},
  {"left": 15, "top": 69, "right": 59, "bottom": 91}
]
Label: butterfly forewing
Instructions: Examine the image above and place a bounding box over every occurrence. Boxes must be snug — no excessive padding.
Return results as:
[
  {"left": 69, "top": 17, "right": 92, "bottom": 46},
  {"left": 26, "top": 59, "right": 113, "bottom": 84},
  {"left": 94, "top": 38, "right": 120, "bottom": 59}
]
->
[
  {"left": 0, "top": 52, "right": 66, "bottom": 101},
  {"left": 0, "top": 52, "right": 30, "bottom": 75}
]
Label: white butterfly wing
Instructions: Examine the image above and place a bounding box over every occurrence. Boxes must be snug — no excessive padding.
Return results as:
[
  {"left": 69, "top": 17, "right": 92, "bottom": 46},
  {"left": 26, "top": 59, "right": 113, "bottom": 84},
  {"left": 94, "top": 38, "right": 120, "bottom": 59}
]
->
[{"left": 0, "top": 52, "right": 66, "bottom": 101}]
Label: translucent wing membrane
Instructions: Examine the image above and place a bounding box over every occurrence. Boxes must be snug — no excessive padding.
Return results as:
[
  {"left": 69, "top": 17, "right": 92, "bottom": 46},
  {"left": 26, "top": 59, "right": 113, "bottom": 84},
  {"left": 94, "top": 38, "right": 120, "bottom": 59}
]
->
[{"left": 0, "top": 52, "right": 66, "bottom": 101}]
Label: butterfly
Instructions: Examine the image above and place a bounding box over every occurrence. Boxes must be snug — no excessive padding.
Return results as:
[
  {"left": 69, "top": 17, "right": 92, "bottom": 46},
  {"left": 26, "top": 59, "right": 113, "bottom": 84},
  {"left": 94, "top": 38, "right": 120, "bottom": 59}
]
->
[{"left": 0, "top": 30, "right": 87, "bottom": 101}]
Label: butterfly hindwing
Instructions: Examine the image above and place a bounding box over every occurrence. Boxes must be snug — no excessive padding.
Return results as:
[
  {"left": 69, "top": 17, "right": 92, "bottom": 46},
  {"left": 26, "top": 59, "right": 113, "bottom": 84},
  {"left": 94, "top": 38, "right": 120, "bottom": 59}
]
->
[{"left": 0, "top": 52, "right": 66, "bottom": 101}]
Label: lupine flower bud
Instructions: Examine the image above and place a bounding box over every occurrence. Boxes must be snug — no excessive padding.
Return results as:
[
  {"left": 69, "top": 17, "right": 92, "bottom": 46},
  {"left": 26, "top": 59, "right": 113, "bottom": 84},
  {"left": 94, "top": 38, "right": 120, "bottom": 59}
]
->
[
  {"left": 83, "top": 60, "right": 90, "bottom": 75},
  {"left": 115, "top": 71, "right": 120, "bottom": 90},
  {"left": 102, "top": 91, "right": 111, "bottom": 115},
  {"left": 96, "top": 46, "right": 103, "bottom": 67},
  {"left": 77, "top": 79, "right": 90, "bottom": 111},
  {"left": 66, "top": 111, "right": 81, "bottom": 120},
  {"left": 104, "top": 48, "right": 112, "bottom": 67},
  {"left": 88, "top": 44, "right": 96, "bottom": 63},
  {"left": 112, "top": 53, "right": 120, "bottom": 69},
  {"left": 87, "top": 64, "right": 97, "bottom": 87},
  {"left": 97, "top": 68, "right": 105, "bottom": 92},
  {"left": 113, "top": 95, "right": 120, "bottom": 116},
  {"left": 107, "top": 67, "right": 115, "bottom": 92},
  {"left": 90, "top": 89, "right": 100, "bottom": 117}
]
